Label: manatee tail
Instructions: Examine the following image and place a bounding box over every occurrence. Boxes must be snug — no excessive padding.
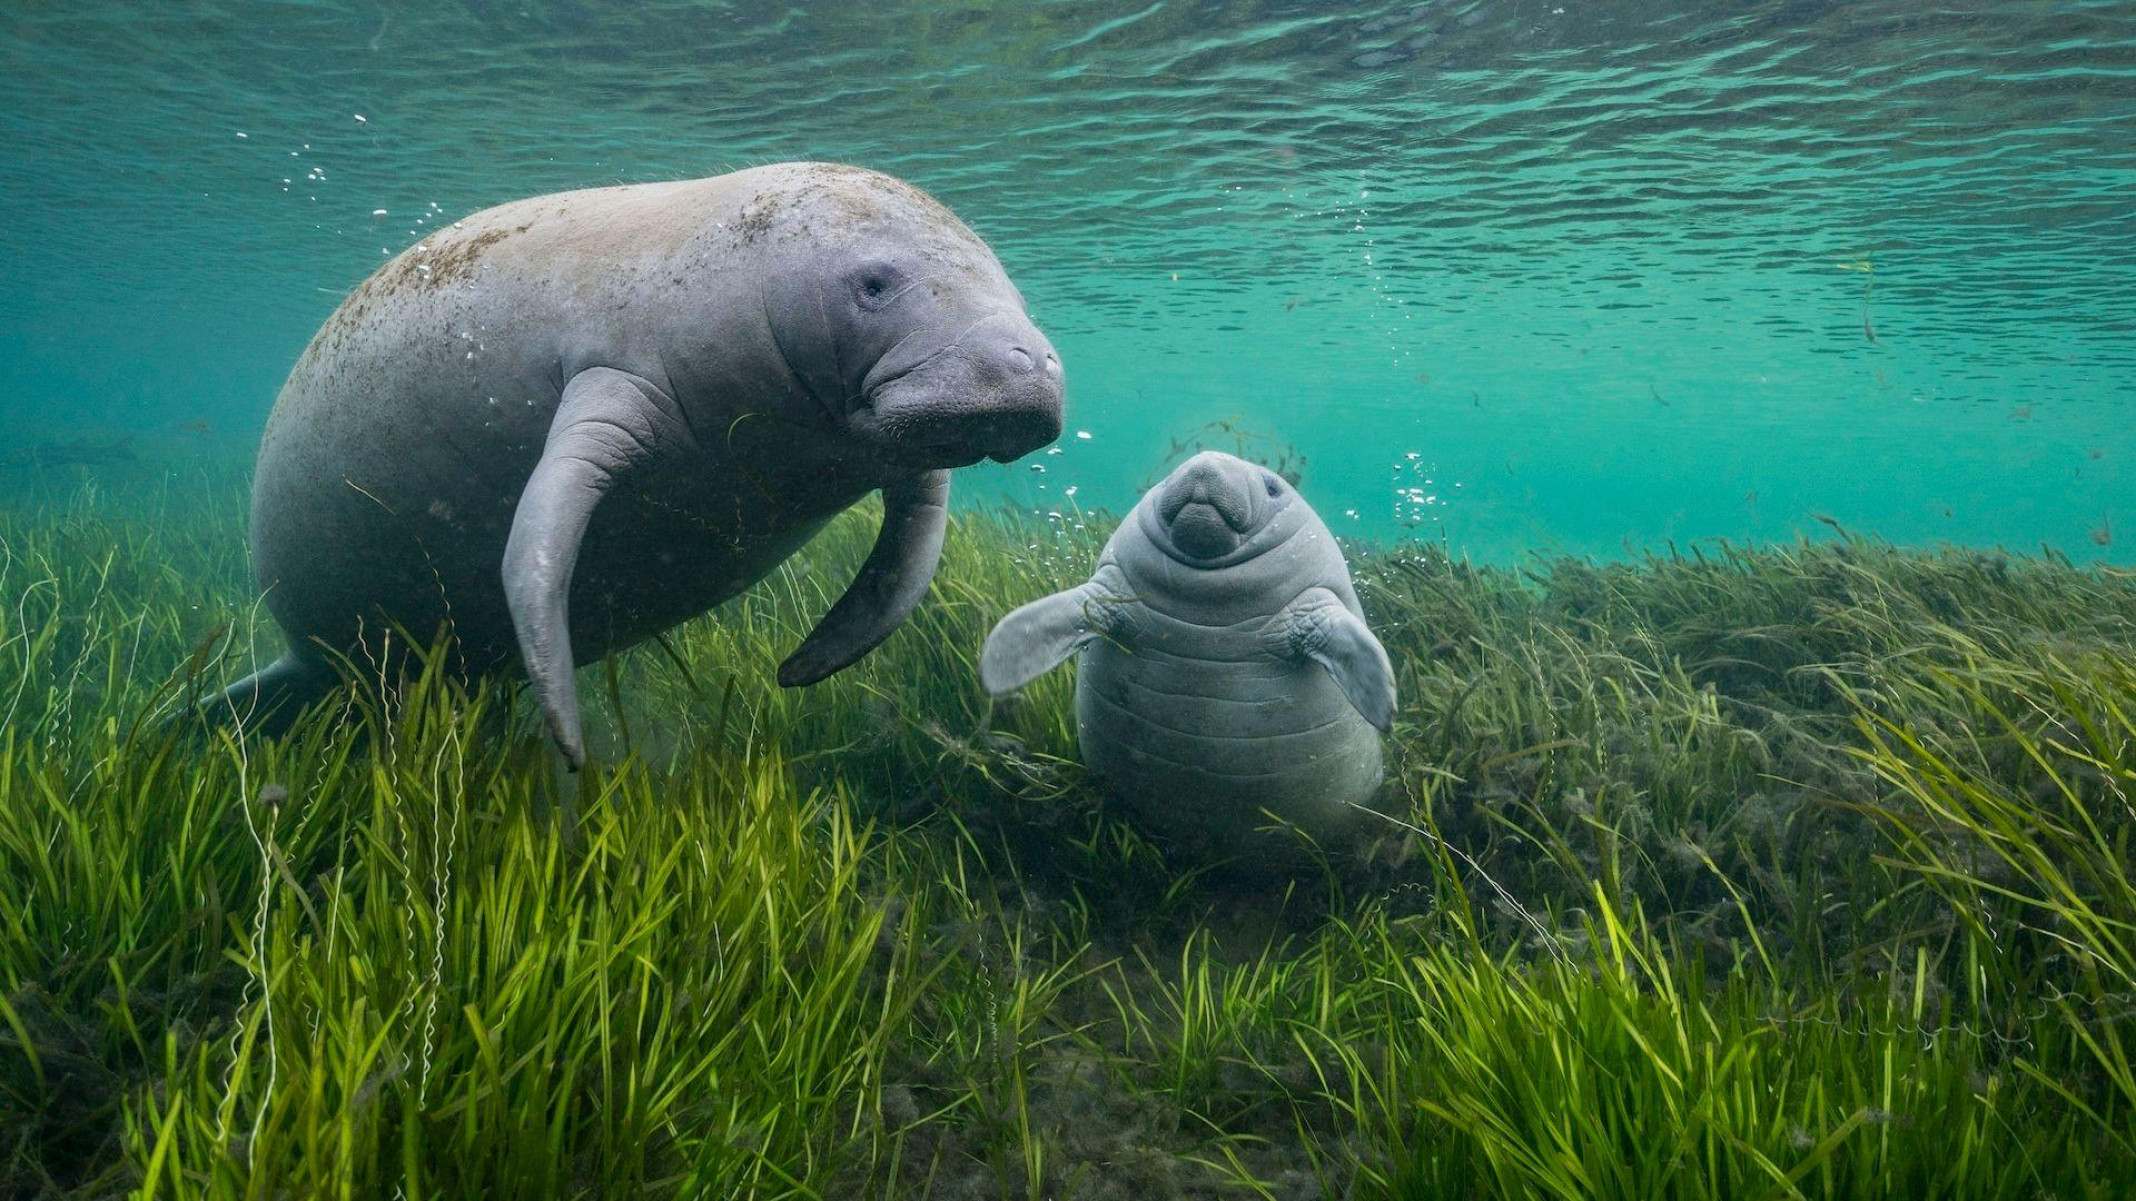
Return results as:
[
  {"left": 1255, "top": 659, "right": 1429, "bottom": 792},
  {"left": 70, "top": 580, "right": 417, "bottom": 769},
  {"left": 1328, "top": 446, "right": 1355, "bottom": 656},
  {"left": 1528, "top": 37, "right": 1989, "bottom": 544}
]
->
[{"left": 188, "top": 652, "right": 335, "bottom": 738}]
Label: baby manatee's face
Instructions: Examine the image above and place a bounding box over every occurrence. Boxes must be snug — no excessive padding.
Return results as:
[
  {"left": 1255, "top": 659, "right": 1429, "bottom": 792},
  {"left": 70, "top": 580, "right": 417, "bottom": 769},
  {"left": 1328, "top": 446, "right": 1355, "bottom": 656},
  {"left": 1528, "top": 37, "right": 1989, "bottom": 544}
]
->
[
  {"left": 1149, "top": 451, "right": 1297, "bottom": 563},
  {"left": 758, "top": 167, "right": 1064, "bottom": 470}
]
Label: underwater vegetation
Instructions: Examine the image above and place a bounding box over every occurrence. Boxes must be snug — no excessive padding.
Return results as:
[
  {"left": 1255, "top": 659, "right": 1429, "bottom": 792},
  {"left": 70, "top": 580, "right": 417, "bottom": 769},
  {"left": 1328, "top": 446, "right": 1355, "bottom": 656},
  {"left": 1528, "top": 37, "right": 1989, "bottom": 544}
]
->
[{"left": 2, "top": 470, "right": 2134, "bottom": 1199}]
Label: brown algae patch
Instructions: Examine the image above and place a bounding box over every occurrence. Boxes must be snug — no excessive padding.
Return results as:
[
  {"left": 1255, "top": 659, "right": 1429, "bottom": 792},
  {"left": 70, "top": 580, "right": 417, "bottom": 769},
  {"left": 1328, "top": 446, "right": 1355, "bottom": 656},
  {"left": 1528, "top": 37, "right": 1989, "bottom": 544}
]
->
[{"left": 380, "top": 224, "right": 523, "bottom": 294}]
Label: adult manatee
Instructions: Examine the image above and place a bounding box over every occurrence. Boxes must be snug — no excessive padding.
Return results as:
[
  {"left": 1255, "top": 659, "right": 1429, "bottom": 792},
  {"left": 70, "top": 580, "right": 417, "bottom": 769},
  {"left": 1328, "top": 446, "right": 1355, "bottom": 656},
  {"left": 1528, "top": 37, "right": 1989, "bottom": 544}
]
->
[
  {"left": 980, "top": 451, "right": 1395, "bottom": 852},
  {"left": 218, "top": 162, "right": 1064, "bottom": 767}
]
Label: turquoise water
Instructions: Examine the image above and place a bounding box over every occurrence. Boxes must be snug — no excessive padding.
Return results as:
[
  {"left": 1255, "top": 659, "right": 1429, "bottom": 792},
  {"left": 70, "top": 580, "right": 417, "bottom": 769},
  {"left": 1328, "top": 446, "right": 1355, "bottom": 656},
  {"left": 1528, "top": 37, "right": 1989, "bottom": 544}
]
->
[{"left": 2, "top": 0, "right": 2131, "bottom": 562}]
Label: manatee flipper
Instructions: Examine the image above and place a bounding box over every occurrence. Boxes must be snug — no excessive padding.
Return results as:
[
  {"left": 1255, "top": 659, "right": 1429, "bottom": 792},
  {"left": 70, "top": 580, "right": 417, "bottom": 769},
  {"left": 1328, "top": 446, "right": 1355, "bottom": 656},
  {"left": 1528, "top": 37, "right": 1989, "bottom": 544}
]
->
[
  {"left": 1276, "top": 588, "right": 1396, "bottom": 732},
  {"left": 503, "top": 367, "right": 696, "bottom": 769},
  {"left": 979, "top": 569, "right": 1128, "bottom": 695},
  {"left": 197, "top": 652, "right": 333, "bottom": 735},
  {"left": 777, "top": 469, "right": 951, "bottom": 687}
]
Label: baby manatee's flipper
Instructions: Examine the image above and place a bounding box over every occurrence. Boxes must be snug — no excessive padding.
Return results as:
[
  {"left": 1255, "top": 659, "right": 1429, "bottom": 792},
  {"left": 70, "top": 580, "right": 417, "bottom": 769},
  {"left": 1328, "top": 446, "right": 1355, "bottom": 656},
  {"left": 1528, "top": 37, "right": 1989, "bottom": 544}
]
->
[
  {"left": 194, "top": 652, "right": 334, "bottom": 737},
  {"left": 979, "top": 566, "right": 1130, "bottom": 695},
  {"left": 777, "top": 469, "right": 951, "bottom": 687},
  {"left": 1273, "top": 588, "right": 1397, "bottom": 732},
  {"left": 503, "top": 367, "right": 698, "bottom": 771}
]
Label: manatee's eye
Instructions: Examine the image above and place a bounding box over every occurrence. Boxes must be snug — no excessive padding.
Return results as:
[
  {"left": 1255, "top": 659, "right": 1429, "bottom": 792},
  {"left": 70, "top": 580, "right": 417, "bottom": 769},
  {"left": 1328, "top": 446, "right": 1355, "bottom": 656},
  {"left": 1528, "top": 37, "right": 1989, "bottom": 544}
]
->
[
  {"left": 853, "top": 262, "right": 904, "bottom": 310},
  {"left": 1262, "top": 473, "right": 1282, "bottom": 498}
]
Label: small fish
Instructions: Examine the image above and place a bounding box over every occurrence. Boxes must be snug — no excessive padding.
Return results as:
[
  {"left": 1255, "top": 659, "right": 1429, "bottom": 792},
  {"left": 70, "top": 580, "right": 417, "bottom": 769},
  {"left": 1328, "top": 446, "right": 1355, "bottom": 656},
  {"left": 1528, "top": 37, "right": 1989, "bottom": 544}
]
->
[
  {"left": 1862, "top": 306, "right": 1877, "bottom": 343},
  {"left": 1745, "top": 490, "right": 1757, "bottom": 507},
  {"left": 176, "top": 418, "right": 211, "bottom": 437},
  {"left": 1943, "top": 506, "right": 1954, "bottom": 519},
  {"left": 1471, "top": 390, "right": 1481, "bottom": 409},
  {"left": 1835, "top": 259, "right": 1874, "bottom": 273},
  {"left": 1650, "top": 383, "right": 1668, "bottom": 406},
  {"left": 1874, "top": 368, "right": 1890, "bottom": 389},
  {"left": 2088, "top": 447, "right": 2105, "bottom": 460},
  {"left": 1413, "top": 370, "right": 1431, "bottom": 386},
  {"left": 1284, "top": 295, "right": 1304, "bottom": 311},
  {"left": 2093, "top": 516, "right": 2113, "bottom": 547},
  {"left": 2010, "top": 404, "right": 2032, "bottom": 423}
]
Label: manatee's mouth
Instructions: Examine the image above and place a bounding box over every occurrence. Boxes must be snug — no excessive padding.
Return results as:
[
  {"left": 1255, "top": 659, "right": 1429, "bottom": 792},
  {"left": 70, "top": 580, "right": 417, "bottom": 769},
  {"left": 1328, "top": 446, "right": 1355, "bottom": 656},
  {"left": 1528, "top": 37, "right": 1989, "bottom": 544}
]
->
[
  {"left": 1144, "top": 452, "right": 1312, "bottom": 566},
  {"left": 854, "top": 365, "right": 982, "bottom": 468},
  {"left": 1165, "top": 502, "right": 1246, "bottom": 559},
  {"left": 854, "top": 347, "right": 1063, "bottom": 467},
  {"left": 1157, "top": 464, "right": 1258, "bottom": 559}
]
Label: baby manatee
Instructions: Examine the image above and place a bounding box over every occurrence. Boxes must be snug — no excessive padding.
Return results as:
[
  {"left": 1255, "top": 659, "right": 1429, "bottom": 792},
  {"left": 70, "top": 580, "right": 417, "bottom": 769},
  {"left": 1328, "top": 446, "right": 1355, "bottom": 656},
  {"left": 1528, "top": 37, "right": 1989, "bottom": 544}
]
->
[{"left": 981, "top": 451, "right": 1396, "bottom": 857}]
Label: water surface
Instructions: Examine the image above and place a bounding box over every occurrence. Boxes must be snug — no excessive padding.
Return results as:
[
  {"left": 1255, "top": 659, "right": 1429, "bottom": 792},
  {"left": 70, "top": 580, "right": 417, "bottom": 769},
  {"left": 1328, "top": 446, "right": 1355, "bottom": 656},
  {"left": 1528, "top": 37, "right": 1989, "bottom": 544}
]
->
[{"left": 3, "top": 0, "right": 2130, "bottom": 560}]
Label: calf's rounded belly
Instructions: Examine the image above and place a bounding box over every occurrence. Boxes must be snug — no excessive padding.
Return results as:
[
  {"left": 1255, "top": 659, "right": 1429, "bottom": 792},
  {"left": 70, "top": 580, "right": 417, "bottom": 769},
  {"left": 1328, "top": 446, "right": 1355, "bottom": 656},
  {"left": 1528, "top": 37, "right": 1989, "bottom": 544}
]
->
[{"left": 1073, "top": 641, "right": 1384, "bottom": 841}]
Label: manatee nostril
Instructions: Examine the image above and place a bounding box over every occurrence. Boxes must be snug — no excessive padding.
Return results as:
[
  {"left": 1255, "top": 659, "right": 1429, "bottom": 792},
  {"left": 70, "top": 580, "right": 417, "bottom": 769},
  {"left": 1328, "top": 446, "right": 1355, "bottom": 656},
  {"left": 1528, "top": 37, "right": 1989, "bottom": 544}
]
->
[
  {"left": 1042, "top": 352, "right": 1060, "bottom": 376},
  {"left": 1007, "top": 347, "right": 1034, "bottom": 372}
]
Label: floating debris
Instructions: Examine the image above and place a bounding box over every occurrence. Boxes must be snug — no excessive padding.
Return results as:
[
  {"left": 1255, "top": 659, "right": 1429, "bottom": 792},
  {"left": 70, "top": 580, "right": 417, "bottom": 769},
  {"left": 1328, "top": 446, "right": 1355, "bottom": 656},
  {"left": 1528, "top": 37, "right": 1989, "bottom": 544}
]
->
[{"left": 2092, "top": 516, "right": 2114, "bottom": 547}]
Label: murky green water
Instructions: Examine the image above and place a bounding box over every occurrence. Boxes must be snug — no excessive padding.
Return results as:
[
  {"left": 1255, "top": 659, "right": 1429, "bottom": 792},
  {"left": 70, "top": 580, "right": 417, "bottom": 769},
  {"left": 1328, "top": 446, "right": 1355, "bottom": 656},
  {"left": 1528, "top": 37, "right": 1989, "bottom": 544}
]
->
[{"left": 2, "top": 0, "right": 2131, "bottom": 561}]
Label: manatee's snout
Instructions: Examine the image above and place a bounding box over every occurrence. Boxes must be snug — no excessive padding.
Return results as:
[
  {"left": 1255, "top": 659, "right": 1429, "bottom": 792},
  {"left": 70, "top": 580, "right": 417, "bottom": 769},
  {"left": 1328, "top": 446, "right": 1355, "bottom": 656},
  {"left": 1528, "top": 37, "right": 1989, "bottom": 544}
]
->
[
  {"left": 862, "top": 314, "right": 1063, "bottom": 466},
  {"left": 1159, "top": 452, "right": 1255, "bottom": 559},
  {"left": 970, "top": 321, "right": 1064, "bottom": 462}
]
